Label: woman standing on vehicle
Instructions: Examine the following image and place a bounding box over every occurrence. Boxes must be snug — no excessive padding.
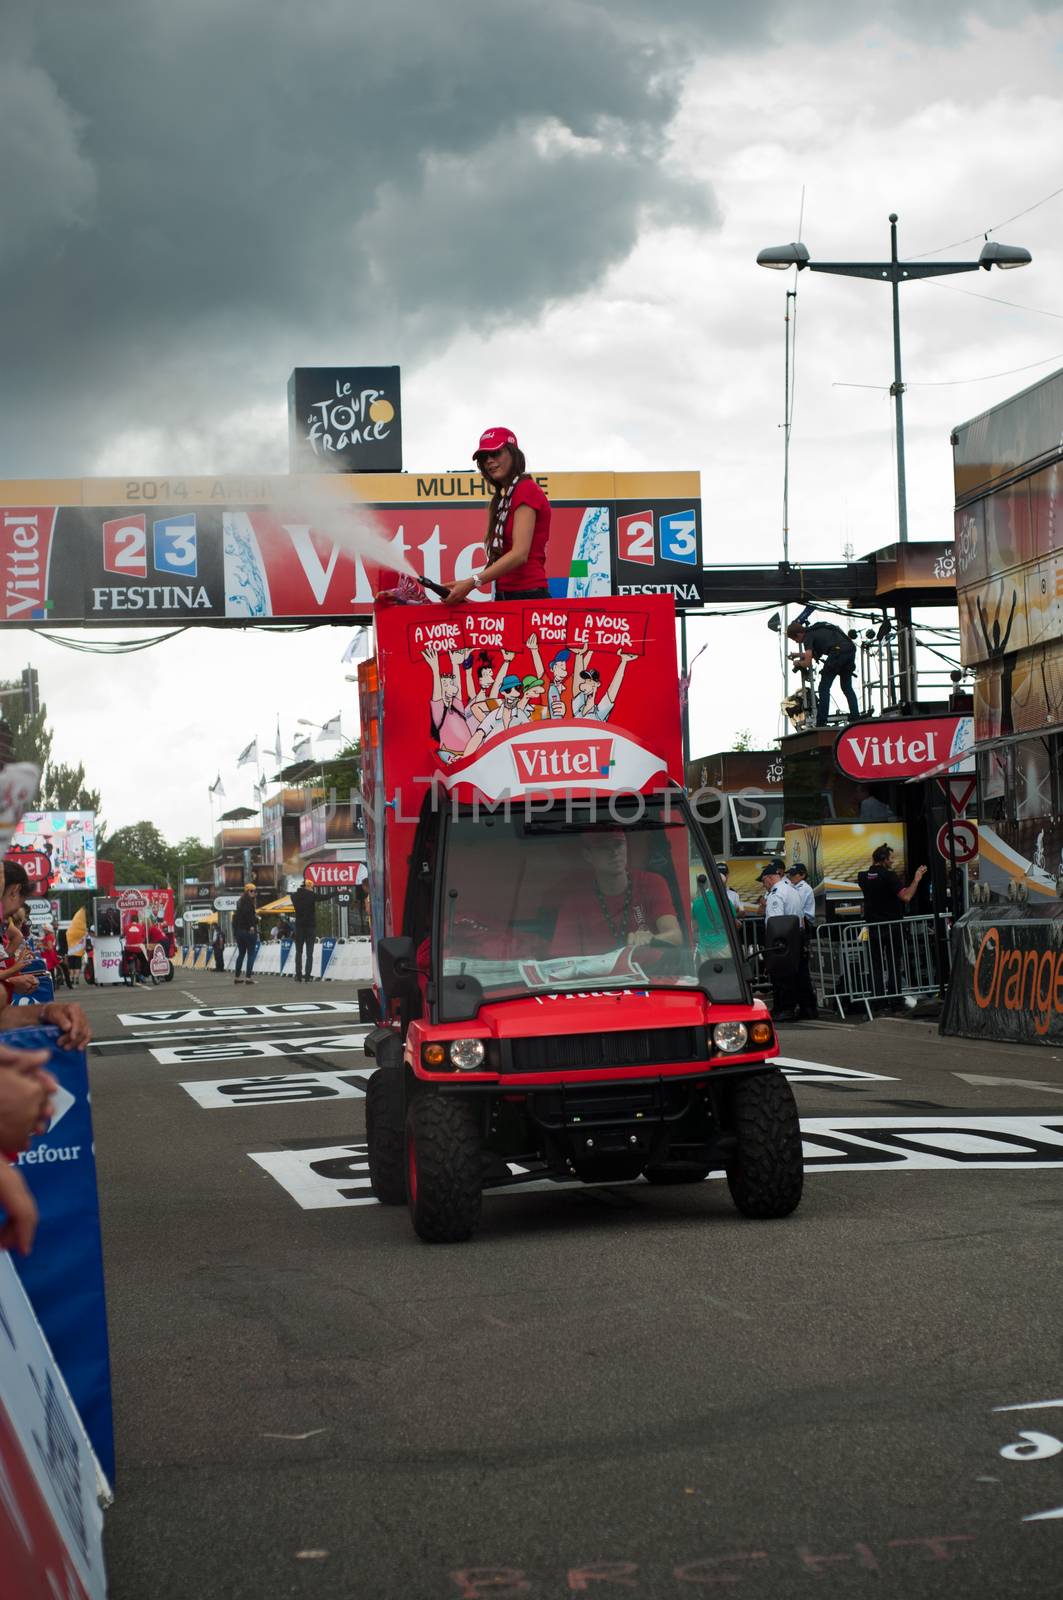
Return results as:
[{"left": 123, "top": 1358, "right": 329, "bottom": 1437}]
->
[{"left": 444, "top": 428, "right": 552, "bottom": 604}]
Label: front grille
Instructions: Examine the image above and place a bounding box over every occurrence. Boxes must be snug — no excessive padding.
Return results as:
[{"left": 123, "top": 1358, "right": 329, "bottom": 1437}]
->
[{"left": 507, "top": 1025, "right": 706, "bottom": 1074}]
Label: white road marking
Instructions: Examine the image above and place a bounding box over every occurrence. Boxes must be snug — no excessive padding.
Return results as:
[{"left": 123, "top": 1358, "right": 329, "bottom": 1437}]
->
[
  {"left": 181, "top": 1069, "right": 373, "bottom": 1107},
  {"left": 118, "top": 1000, "right": 361, "bottom": 1026},
  {"left": 773, "top": 1057, "right": 896, "bottom": 1084},
  {"left": 954, "top": 1073, "right": 1063, "bottom": 1098},
  {"left": 250, "top": 1115, "right": 1063, "bottom": 1211},
  {"left": 92, "top": 1021, "right": 372, "bottom": 1048},
  {"left": 153, "top": 1032, "right": 367, "bottom": 1065},
  {"left": 181, "top": 991, "right": 205, "bottom": 1004}
]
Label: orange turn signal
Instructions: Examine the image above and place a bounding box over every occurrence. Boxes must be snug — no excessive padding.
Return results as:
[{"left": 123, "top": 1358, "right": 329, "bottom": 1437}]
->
[
  {"left": 750, "top": 1021, "right": 774, "bottom": 1047},
  {"left": 422, "top": 1043, "right": 447, "bottom": 1067}
]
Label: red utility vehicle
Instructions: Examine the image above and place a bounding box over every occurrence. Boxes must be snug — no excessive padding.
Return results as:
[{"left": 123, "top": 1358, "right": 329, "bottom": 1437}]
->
[{"left": 358, "top": 595, "right": 802, "bottom": 1242}]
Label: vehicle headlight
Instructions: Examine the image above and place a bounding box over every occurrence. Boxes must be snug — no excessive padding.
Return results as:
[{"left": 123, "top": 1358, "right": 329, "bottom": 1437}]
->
[
  {"left": 713, "top": 1022, "right": 749, "bottom": 1054},
  {"left": 449, "top": 1038, "right": 485, "bottom": 1071}
]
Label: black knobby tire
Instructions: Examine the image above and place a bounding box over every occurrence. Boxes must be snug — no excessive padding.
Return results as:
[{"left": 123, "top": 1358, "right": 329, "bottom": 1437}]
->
[
  {"left": 405, "top": 1094, "right": 483, "bottom": 1244},
  {"left": 725, "top": 1070, "right": 804, "bottom": 1219},
  {"left": 365, "top": 1068, "right": 406, "bottom": 1205},
  {"left": 644, "top": 1162, "right": 712, "bottom": 1186}
]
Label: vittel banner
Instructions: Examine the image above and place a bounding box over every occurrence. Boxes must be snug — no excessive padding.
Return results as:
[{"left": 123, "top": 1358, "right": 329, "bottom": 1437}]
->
[
  {"left": 0, "top": 471, "right": 703, "bottom": 626},
  {"left": 834, "top": 715, "right": 974, "bottom": 783}
]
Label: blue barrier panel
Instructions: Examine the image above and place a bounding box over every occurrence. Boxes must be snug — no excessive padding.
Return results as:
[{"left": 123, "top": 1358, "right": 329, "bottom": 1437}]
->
[
  {"left": 9, "top": 1026, "right": 115, "bottom": 1485},
  {"left": 14, "top": 956, "right": 54, "bottom": 1006},
  {"left": 279, "top": 938, "right": 292, "bottom": 973},
  {"left": 319, "top": 937, "right": 337, "bottom": 977}
]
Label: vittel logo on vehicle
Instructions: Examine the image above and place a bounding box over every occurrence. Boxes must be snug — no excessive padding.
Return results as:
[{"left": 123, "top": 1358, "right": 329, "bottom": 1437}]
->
[
  {"left": 2, "top": 508, "right": 57, "bottom": 620},
  {"left": 512, "top": 737, "right": 615, "bottom": 783},
  {"left": 440, "top": 724, "right": 667, "bottom": 801}
]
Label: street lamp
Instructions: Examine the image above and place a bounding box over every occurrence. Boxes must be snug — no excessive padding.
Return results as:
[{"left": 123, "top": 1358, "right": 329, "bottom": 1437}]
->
[{"left": 756, "top": 212, "right": 1031, "bottom": 704}]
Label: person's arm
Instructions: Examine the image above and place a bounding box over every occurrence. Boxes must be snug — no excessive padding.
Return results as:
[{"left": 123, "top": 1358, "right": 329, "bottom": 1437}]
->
[
  {"left": 0, "top": 1001, "right": 91, "bottom": 1050},
  {"left": 444, "top": 506, "right": 536, "bottom": 604},
  {"left": 490, "top": 651, "right": 515, "bottom": 699},
  {"left": 897, "top": 865, "right": 928, "bottom": 905},
  {"left": 605, "top": 651, "right": 636, "bottom": 706},
  {"left": 422, "top": 646, "right": 443, "bottom": 700},
  {"left": 0, "top": 1162, "right": 37, "bottom": 1255},
  {"left": 526, "top": 633, "right": 544, "bottom": 682}
]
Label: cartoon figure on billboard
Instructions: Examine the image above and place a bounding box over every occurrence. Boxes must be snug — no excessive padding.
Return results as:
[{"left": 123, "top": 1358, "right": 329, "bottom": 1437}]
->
[
  {"left": 462, "top": 649, "right": 499, "bottom": 727},
  {"left": 424, "top": 648, "right": 473, "bottom": 763},
  {"left": 571, "top": 651, "right": 638, "bottom": 722},
  {"left": 463, "top": 673, "right": 544, "bottom": 753},
  {"left": 526, "top": 633, "right": 581, "bottom": 719}
]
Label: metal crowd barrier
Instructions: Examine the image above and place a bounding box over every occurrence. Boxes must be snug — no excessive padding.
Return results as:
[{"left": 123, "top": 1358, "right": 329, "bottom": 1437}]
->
[{"left": 810, "top": 914, "right": 952, "bottom": 1019}]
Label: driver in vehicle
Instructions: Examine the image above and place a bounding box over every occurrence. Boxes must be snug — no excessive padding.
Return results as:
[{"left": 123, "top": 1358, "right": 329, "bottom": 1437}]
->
[{"left": 552, "top": 828, "right": 682, "bottom": 957}]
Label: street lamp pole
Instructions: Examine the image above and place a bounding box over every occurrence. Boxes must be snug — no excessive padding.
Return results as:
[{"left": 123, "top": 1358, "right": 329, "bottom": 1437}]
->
[{"left": 756, "top": 214, "right": 1031, "bottom": 709}]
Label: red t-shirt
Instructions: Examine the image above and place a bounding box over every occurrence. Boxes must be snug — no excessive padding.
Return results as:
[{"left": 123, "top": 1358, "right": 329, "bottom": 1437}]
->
[
  {"left": 495, "top": 478, "right": 552, "bottom": 594},
  {"left": 125, "top": 922, "right": 145, "bottom": 948},
  {"left": 552, "top": 870, "right": 673, "bottom": 955}
]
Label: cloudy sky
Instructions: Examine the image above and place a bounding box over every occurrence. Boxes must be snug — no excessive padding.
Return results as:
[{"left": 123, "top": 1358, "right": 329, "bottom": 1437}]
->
[{"left": 4, "top": 0, "right": 1063, "bottom": 841}]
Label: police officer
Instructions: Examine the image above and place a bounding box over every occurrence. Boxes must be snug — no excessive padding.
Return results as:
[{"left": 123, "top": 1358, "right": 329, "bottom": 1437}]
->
[
  {"left": 787, "top": 618, "right": 859, "bottom": 724},
  {"left": 757, "top": 863, "right": 804, "bottom": 1022},
  {"left": 786, "top": 863, "right": 818, "bottom": 1020}
]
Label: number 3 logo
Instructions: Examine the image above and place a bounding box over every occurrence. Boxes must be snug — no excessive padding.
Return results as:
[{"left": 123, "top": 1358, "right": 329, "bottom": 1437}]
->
[{"left": 153, "top": 515, "right": 198, "bottom": 577}]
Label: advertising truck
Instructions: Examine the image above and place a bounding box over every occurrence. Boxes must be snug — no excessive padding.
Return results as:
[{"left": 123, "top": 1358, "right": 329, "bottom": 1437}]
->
[{"left": 357, "top": 594, "right": 802, "bottom": 1242}]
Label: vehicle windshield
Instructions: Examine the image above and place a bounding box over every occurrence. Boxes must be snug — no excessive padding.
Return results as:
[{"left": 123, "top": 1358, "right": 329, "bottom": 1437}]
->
[{"left": 437, "top": 800, "right": 743, "bottom": 1018}]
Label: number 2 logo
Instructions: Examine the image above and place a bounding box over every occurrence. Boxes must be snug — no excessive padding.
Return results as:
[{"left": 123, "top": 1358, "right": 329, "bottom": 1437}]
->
[{"left": 102, "top": 516, "right": 148, "bottom": 578}]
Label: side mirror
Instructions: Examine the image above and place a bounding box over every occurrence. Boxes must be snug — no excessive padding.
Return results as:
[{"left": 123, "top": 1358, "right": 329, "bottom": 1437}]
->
[
  {"left": 377, "top": 935, "right": 417, "bottom": 1001},
  {"left": 440, "top": 973, "right": 484, "bottom": 1022}
]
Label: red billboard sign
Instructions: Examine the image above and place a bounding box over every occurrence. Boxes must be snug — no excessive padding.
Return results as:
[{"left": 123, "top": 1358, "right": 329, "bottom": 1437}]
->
[
  {"left": 304, "top": 861, "right": 363, "bottom": 887},
  {"left": 835, "top": 715, "right": 974, "bottom": 783}
]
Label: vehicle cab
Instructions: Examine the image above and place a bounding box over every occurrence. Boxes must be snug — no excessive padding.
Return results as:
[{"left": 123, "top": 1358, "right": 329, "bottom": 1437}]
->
[{"left": 358, "top": 595, "right": 802, "bottom": 1241}]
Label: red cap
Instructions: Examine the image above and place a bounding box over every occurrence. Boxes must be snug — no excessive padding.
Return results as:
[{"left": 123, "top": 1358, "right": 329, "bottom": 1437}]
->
[{"left": 474, "top": 426, "right": 518, "bottom": 459}]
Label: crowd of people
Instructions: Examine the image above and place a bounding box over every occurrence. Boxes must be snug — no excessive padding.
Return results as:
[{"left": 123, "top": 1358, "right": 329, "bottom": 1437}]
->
[{"left": 0, "top": 858, "right": 92, "bottom": 1256}]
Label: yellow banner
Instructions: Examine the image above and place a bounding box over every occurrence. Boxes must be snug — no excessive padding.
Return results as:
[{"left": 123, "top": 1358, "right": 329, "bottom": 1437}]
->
[{"left": 0, "top": 470, "right": 701, "bottom": 509}]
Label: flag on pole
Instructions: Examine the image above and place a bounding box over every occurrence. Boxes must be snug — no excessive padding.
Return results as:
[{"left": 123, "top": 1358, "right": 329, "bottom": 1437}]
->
[
  {"left": 271, "top": 719, "right": 282, "bottom": 765},
  {"left": 319, "top": 715, "right": 342, "bottom": 741},
  {"left": 341, "top": 628, "right": 370, "bottom": 664},
  {"left": 236, "top": 738, "right": 258, "bottom": 768},
  {"left": 292, "top": 734, "right": 312, "bottom": 761},
  {"left": 209, "top": 774, "right": 225, "bottom": 798}
]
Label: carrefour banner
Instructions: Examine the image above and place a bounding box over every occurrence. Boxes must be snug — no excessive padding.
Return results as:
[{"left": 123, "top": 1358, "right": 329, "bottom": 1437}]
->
[
  {"left": 0, "top": 471, "right": 703, "bottom": 625},
  {"left": 11, "top": 1028, "right": 115, "bottom": 1484},
  {"left": 941, "top": 904, "right": 1063, "bottom": 1046}
]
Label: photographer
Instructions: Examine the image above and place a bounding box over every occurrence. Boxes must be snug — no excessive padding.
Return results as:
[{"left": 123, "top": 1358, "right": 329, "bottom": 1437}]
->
[{"left": 787, "top": 618, "right": 859, "bottom": 724}]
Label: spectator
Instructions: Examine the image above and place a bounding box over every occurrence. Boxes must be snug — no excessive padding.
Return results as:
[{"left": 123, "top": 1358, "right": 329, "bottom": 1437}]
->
[
  {"left": 717, "top": 861, "right": 740, "bottom": 913},
  {"left": 55, "top": 924, "right": 73, "bottom": 989},
  {"left": 756, "top": 863, "right": 804, "bottom": 1022},
  {"left": 232, "top": 883, "right": 258, "bottom": 984},
  {"left": 291, "top": 880, "right": 317, "bottom": 982},
  {"left": 212, "top": 925, "right": 226, "bottom": 972},
  {"left": 0, "top": 1030, "right": 64, "bottom": 1258},
  {"left": 857, "top": 843, "right": 928, "bottom": 1001},
  {"left": 786, "top": 864, "right": 819, "bottom": 1021}
]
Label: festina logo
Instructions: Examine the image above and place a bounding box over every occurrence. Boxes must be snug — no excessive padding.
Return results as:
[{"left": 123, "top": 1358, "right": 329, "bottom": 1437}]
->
[
  {"left": 511, "top": 738, "right": 615, "bottom": 783},
  {"left": 305, "top": 862, "right": 360, "bottom": 886},
  {"left": 91, "top": 586, "right": 212, "bottom": 611}
]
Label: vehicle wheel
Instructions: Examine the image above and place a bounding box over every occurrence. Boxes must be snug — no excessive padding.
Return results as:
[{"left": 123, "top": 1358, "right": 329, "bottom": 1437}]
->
[
  {"left": 365, "top": 1068, "right": 406, "bottom": 1205},
  {"left": 725, "top": 1071, "right": 803, "bottom": 1219},
  {"left": 643, "top": 1162, "right": 712, "bottom": 1185},
  {"left": 405, "top": 1094, "right": 482, "bottom": 1244}
]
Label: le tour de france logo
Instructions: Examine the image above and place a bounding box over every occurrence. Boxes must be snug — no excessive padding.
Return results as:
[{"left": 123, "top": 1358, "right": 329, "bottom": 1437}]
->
[{"left": 287, "top": 365, "right": 402, "bottom": 473}]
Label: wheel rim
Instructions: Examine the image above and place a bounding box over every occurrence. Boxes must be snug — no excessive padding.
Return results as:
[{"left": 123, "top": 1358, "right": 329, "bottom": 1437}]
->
[{"left": 407, "top": 1130, "right": 418, "bottom": 1206}]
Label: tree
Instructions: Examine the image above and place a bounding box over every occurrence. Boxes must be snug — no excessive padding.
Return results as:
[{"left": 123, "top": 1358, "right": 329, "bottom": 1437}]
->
[
  {"left": 38, "top": 761, "right": 103, "bottom": 818},
  {"left": 732, "top": 729, "right": 754, "bottom": 752},
  {"left": 0, "top": 676, "right": 103, "bottom": 825},
  {"left": 97, "top": 821, "right": 172, "bottom": 887},
  {"left": 0, "top": 677, "right": 53, "bottom": 775}
]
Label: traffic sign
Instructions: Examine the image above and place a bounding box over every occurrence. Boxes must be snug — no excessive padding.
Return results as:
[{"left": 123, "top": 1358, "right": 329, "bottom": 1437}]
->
[
  {"left": 213, "top": 895, "right": 238, "bottom": 912},
  {"left": 937, "top": 820, "right": 978, "bottom": 865}
]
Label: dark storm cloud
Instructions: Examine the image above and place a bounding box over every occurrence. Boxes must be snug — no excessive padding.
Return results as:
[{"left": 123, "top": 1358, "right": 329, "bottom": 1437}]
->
[{"left": 0, "top": 0, "right": 1053, "bottom": 474}]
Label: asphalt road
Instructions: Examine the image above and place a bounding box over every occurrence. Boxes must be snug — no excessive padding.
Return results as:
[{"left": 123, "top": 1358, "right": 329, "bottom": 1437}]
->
[{"left": 81, "top": 970, "right": 1063, "bottom": 1599}]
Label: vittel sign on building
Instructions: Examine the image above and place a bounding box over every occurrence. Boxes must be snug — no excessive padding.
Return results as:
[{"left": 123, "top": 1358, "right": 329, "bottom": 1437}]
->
[{"left": 835, "top": 715, "right": 974, "bottom": 783}]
